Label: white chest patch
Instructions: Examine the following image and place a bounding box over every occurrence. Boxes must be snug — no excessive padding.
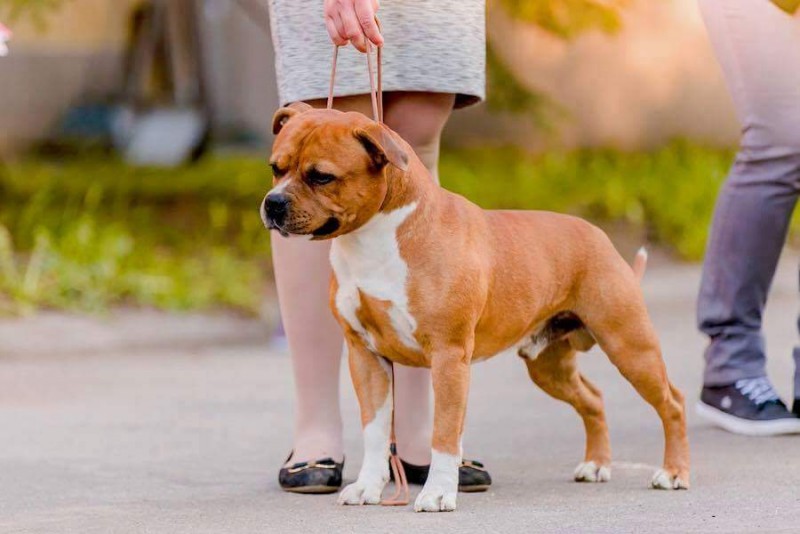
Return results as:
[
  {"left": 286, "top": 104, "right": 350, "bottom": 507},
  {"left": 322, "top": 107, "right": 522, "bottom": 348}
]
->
[{"left": 330, "top": 203, "right": 421, "bottom": 353}]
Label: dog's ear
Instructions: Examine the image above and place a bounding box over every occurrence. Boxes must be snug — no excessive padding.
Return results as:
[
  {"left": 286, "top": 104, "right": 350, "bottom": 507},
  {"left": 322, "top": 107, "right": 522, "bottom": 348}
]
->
[
  {"left": 272, "top": 102, "right": 313, "bottom": 135},
  {"left": 354, "top": 123, "right": 409, "bottom": 172}
]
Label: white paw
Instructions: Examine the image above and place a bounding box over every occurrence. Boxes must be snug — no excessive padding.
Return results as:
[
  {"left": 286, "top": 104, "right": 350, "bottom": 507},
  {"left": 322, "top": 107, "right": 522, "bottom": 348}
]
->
[
  {"left": 337, "top": 479, "right": 386, "bottom": 505},
  {"left": 650, "top": 469, "right": 689, "bottom": 490},
  {"left": 573, "top": 461, "right": 611, "bottom": 483},
  {"left": 414, "top": 449, "right": 460, "bottom": 512},
  {"left": 414, "top": 485, "right": 457, "bottom": 512}
]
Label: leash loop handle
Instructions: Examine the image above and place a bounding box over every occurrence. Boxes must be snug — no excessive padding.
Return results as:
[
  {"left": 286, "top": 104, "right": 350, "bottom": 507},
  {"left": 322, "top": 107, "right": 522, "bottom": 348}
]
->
[{"left": 327, "top": 18, "right": 384, "bottom": 124}]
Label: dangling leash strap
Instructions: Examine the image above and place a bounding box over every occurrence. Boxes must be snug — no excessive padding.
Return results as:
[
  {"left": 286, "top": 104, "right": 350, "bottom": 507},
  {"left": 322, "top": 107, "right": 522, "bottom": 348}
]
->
[
  {"left": 327, "top": 30, "right": 384, "bottom": 123},
  {"left": 327, "top": 25, "right": 408, "bottom": 507},
  {"left": 381, "top": 363, "right": 409, "bottom": 506}
]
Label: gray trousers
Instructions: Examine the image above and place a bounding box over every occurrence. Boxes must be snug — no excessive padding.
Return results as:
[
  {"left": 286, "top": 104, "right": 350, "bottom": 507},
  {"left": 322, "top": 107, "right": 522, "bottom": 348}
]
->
[{"left": 696, "top": 0, "right": 800, "bottom": 387}]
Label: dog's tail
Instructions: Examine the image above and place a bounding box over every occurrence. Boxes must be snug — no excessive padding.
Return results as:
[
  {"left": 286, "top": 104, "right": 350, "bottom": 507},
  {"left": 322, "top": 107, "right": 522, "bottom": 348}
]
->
[{"left": 631, "top": 246, "right": 648, "bottom": 282}]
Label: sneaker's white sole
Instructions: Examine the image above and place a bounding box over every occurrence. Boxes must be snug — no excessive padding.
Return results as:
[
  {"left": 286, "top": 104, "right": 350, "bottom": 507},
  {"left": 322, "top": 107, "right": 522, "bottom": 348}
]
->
[{"left": 696, "top": 402, "right": 800, "bottom": 436}]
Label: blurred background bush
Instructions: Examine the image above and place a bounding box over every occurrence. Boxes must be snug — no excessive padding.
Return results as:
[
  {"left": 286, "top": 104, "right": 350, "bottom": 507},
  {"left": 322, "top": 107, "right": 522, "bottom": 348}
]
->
[{"left": 0, "top": 0, "right": 763, "bottom": 316}]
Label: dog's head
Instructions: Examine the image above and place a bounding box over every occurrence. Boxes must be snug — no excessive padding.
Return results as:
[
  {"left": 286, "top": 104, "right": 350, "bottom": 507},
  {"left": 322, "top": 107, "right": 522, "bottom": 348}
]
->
[{"left": 261, "top": 102, "right": 409, "bottom": 239}]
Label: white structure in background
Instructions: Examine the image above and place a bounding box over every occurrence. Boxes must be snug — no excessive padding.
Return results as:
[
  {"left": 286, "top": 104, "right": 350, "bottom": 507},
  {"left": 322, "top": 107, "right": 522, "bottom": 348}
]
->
[{"left": 0, "top": 23, "right": 11, "bottom": 56}]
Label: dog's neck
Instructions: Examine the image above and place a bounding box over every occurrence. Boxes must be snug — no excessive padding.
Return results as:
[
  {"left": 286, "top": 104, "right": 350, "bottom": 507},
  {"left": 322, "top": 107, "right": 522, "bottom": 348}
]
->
[
  {"left": 334, "top": 155, "right": 434, "bottom": 253},
  {"left": 379, "top": 155, "right": 438, "bottom": 215}
]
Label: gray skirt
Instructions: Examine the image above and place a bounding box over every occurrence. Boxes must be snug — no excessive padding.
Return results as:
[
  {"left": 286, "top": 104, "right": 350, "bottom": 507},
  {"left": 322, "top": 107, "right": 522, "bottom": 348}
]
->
[{"left": 267, "top": 0, "right": 486, "bottom": 109}]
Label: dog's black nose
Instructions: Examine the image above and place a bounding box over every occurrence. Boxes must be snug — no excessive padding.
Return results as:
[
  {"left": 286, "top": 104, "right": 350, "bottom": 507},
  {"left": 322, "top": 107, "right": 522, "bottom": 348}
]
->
[{"left": 264, "top": 193, "right": 290, "bottom": 225}]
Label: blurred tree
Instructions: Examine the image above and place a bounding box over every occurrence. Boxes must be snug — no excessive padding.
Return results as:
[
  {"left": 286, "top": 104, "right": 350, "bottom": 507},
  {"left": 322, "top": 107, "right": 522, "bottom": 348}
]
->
[
  {"left": 486, "top": 44, "right": 559, "bottom": 129},
  {"left": 487, "top": 0, "right": 630, "bottom": 123},
  {"left": 0, "top": 0, "right": 72, "bottom": 27},
  {"left": 498, "top": 0, "right": 628, "bottom": 38},
  {"left": 771, "top": 0, "right": 800, "bottom": 14},
  {"left": 1, "top": 0, "right": 632, "bottom": 128}
]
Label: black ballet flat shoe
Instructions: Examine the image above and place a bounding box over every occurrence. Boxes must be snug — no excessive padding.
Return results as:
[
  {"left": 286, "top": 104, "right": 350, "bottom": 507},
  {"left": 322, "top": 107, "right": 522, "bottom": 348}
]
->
[
  {"left": 279, "top": 452, "right": 344, "bottom": 494},
  {"left": 390, "top": 457, "right": 492, "bottom": 493},
  {"left": 458, "top": 459, "right": 493, "bottom": 492}
]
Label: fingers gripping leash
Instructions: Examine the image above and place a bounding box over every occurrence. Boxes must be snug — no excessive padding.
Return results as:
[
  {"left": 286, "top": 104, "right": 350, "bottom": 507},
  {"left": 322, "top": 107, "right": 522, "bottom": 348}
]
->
[{"left": 327, "top": 25, "right": 383, "bottom": 123}]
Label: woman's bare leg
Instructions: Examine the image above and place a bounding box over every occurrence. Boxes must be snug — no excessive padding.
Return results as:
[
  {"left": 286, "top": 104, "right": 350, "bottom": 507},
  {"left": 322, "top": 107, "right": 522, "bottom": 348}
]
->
[
  {"left": 274, "top": 92, "right": 455, "bottom": 466},
  {"left": 274, "top": 95, "right": 373, "bottom": 464},
  {"left": 383, "top": 91, "right": 456, "bottom": 465}
]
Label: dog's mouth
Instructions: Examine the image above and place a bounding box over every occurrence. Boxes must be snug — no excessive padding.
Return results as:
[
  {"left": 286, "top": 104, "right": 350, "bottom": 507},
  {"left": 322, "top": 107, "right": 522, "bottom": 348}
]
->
[
  {"left": 265, "top": 217, "right": 340, "bottom": 239},
  {"left": 312, "top": 217, "right": 341, "bottom": 237},
  {"left": 264, "top": 218, "right": 291, "bottom": 238}
]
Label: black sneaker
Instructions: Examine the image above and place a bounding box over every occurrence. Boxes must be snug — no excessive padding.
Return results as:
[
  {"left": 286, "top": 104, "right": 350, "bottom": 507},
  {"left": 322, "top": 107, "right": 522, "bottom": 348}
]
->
[{"left": 697, "top": 377, "right": 800, "bottom": 436}]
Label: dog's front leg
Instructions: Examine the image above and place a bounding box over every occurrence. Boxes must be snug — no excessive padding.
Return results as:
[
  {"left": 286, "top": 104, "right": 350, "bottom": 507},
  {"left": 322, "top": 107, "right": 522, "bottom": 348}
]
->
[
  {"left": 414, "top": 345, "right": 471, "bottom": 512},
  {"left": 338, "top": 336, "right": 393, "bottom": 505}
]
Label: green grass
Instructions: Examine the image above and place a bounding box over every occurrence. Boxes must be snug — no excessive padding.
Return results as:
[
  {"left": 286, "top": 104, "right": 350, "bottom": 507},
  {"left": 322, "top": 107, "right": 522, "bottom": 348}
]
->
[
  {"left": 0, "top": 156, "right": 271, "bottom": 315},
  {"left": 440, "top": 141, "right": 732, "bottom": 259},
  {"left": 0, "top": 142, "right": 736, "bottom": 315}
]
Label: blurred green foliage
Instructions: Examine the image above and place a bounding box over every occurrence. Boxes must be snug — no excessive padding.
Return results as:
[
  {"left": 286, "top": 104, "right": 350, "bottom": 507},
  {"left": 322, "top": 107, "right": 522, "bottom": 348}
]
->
[
  {"left": 771, "top": 0, "right": 800, "bottom": 15},
  {"left": 0, "top": 0, "right": 72, "bottom": 26},
  {"left": 0, "top": 156, "right": 270, "bottom": 315},
  {"left": 486, "top": 0, "right": 629, "bottom": 121},
  {"left": 497, "top": 0, "right": 628, "bottom": 38},
  {"left": 0, "top": 143, "right": 738, "bottom": 315},
  {"left": 441, "top": 142, "right": 732, "bottom": 259}
]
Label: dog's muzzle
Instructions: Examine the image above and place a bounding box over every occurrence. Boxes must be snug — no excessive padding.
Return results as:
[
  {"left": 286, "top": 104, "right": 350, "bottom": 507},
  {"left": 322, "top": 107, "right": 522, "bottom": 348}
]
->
[
  {"left": 260, "top": 193, "right": 340, "bottom": 238},
  {"left": 261, "top": 193, "right": 290, "bottom": 234}
]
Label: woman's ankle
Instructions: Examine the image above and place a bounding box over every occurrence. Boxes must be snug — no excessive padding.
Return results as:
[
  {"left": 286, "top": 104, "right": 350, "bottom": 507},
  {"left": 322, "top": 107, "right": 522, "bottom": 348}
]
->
[
  {"left": 395, "top": 433, "right": 432, "bottom": 465},
  {"left": 288, "top": 426, "right": 344, "bottom": 465}
]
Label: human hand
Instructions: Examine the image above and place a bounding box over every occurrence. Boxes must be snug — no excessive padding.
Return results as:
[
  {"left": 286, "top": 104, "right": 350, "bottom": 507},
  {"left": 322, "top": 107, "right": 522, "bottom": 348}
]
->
[{"left": 323, "top": 0, "right": 382, "bottom": 53}]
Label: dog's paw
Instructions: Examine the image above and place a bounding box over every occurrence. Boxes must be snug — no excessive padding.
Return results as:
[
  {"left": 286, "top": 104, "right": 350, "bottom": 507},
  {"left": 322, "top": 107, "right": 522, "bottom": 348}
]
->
[
  {"left": 650, "top": 468, "right": 689, "bottom": 490},
  {"left": 573, "top": 461, "right": 611, "bottom": 483},
  {"left": 414, "top": 485, "right": 457, "bottom": 512},
  {"left": 337, "top": 479, "right": 385, "bottom": 505}
]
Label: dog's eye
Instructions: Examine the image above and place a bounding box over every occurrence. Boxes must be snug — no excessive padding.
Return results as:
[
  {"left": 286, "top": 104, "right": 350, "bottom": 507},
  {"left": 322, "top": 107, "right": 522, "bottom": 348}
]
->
[
  {"left": 307, "top": 170, "right": 336, "bottom": 186},
  {"left": 270, "top": 163, "right": 286, "bottom": 177}
]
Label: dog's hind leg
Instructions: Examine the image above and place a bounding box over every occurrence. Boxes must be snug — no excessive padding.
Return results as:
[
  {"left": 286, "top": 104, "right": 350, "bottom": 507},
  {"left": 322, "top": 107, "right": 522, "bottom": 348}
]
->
[
  {"left": 578, "top": 274, "right": 690, "bottom": 490},
  {"left": 521, "top": 338, "right": 612, "bottom": 482},
  {"left": 594, "top": 328, "right": 689, "bottom": 489}
]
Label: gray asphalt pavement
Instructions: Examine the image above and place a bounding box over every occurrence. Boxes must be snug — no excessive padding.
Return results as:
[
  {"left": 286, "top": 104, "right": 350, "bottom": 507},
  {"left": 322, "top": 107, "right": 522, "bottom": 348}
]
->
[{"left": 3, "top": 252, "right": 800, "bottom": 533}]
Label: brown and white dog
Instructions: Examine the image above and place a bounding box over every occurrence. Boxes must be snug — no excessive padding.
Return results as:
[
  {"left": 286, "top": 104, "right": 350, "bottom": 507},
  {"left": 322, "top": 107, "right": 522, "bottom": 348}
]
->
[{"left": 262, "top": 102, "right": 690, "bottom": 512}]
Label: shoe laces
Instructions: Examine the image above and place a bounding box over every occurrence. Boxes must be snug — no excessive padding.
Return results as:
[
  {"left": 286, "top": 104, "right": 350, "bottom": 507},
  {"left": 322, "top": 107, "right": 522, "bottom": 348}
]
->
[{"left": 734, "top": 377, "right": 780, "bottom": 406}]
